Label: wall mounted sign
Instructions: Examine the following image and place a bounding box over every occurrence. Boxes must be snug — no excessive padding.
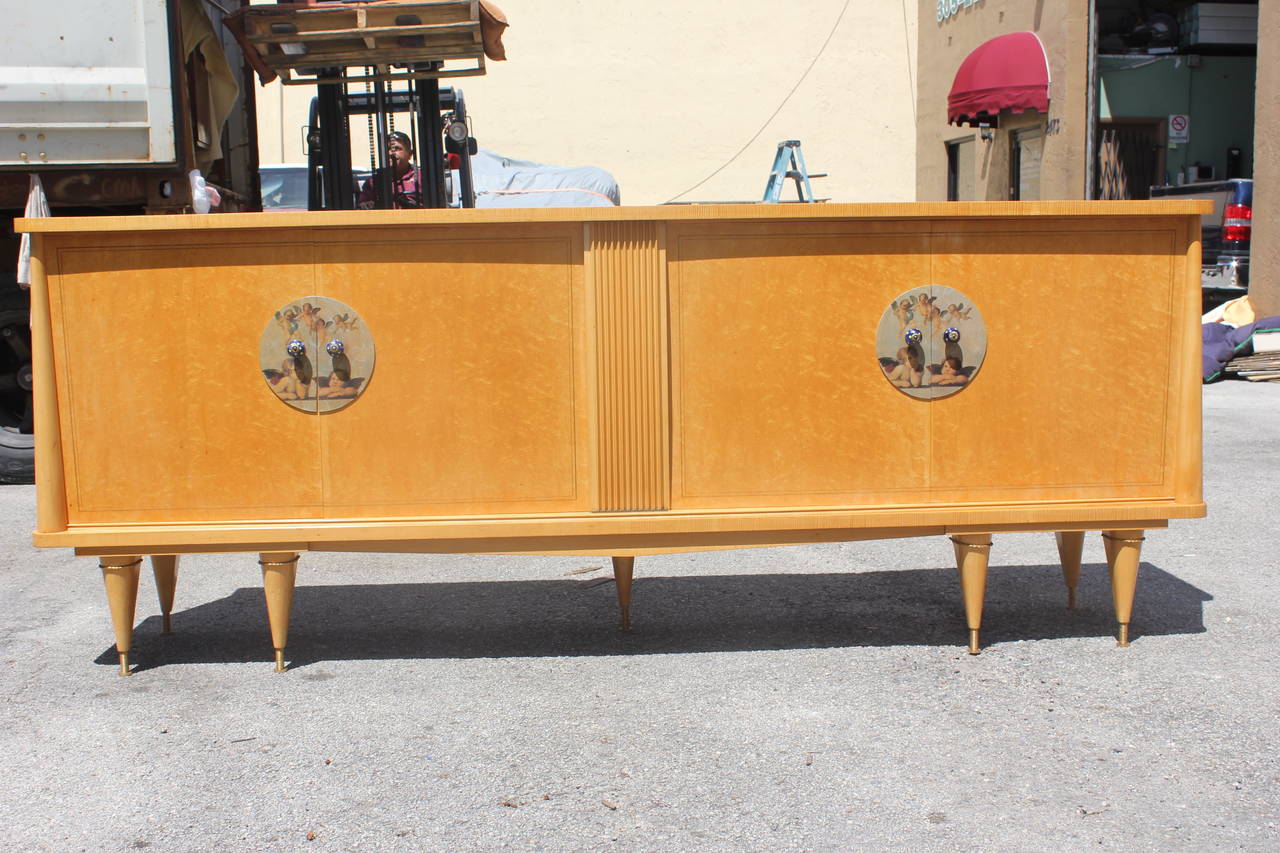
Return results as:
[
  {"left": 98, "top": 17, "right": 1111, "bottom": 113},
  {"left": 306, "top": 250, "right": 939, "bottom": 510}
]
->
[
  {"left": 260, "top": 296, "right": 375, "bottom": 413},
  {"left": 937, "top": 0, "right": 984, "bottom": 23},
  {"left": 876, "top": 285, "right": 987, "bottom": 400},
  {"left": 1168, "top": 114, "right": 1190, "bottom": 144}
]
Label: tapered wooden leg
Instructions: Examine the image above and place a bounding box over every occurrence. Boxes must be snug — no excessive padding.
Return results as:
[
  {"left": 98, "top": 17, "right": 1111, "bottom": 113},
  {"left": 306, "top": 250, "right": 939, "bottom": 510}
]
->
[
  {"left": 612, "top": 556, "right": 634, "bottom": 632},
  {"left": 151, "top": 555, "right": 179, "bottom": 634},
  {"left": 260, "top": 552, "right": 299, "bottom": 673},
  {"left": 1054, "top": 532, "right": 1085, "bottom": 610},
  {"left": 1102, "top": 530, "right": 1144, "bottom": 647},
  {"left": 100, "top": 557, "right": 142, "bottom": 676},
  {"left": 950, "top": 535, "right": 992, "bottom": 654}
]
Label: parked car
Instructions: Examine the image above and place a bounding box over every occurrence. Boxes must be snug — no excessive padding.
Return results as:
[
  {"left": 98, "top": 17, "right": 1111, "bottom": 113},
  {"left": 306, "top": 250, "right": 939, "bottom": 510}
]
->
[
  {"left": 262, "top": 152, "right": 620, "bottom": 212},
  {"left": 260, "top": 164, "right": 311, "bottom": 211},
  {"left": 1150, "top": 178, "right": 1253, "bottom": 312}
]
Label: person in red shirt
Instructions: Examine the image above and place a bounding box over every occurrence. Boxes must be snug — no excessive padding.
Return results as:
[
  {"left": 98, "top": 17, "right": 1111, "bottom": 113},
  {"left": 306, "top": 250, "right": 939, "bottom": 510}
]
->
[{"left": 357, "top": 131, "right": 423, "bottom": 209}]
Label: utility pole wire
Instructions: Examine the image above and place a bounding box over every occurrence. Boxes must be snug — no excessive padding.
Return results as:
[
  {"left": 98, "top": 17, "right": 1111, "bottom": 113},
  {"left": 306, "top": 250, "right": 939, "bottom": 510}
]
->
[{"left": 664, "top": 0, "right": 852, "bottom": 203}]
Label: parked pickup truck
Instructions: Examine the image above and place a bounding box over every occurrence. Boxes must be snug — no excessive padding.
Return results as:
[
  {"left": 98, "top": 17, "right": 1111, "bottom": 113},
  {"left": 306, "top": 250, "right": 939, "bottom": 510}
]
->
[{"left": 1150, "top": 178, "right": 1253, "bottom": 312}]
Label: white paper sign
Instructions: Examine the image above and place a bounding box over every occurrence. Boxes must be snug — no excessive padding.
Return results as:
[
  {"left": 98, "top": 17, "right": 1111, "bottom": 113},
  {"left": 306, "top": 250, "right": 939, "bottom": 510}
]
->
[{"left": 1168, "top": 114, "right": 1190, "bottom": 144}]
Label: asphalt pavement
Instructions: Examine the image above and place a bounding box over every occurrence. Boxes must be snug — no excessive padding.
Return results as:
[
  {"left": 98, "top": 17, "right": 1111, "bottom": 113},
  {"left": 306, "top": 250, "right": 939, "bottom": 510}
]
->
[{"left": 1, "top": 381, "right": 1277, "bottom": 853}]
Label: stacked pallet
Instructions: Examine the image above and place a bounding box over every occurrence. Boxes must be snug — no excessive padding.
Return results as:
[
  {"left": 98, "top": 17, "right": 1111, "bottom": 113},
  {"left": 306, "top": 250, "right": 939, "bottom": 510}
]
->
[
  {"left": 226, "top": 1, "right": 506, "bottom": 85},
  {"left": 1225, "top": 331, "right": 1280, "bottom": 382}
]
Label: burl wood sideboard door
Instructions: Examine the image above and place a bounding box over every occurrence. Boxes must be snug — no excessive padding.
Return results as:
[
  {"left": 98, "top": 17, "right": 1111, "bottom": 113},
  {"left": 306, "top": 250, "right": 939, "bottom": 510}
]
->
[
  {"left": 667, "top": 219, "right": 935, "bottom": 511},
  {"left": 925, "top": 217, "right": 1198, "bottom": 504},
  {"left": 48, "top": 234, "right": 325, "bottom": 524},
  {"left": 311, "top": 224, "right": 593, "bottom": 518}
]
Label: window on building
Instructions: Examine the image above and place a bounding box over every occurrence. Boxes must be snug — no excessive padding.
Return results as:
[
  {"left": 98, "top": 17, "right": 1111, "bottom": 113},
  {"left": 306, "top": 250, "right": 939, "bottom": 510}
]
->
[
  {"left": 1011, "top": 127, "right": 1045, "bottom": 201},
  {"left": 946, "top": 138, "right": 975, "bottom": 201}
]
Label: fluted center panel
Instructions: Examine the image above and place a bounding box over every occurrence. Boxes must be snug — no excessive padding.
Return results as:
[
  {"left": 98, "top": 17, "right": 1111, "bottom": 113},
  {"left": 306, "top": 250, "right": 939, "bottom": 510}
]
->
[{"left": 589, "top": 221, "right": 670, "bottom": 512}]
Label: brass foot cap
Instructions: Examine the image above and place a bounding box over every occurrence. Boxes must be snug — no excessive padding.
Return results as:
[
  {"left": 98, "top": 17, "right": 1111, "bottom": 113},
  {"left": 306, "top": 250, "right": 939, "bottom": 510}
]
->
[
  {"left": 967, "top": 629, "right": 981, "bottom": 655},
  {"left": 118, "top": 652, "right": 131, "bottom": 677},
  {"left": 274, "top": 650, "right": 287, "bottom": 673}
]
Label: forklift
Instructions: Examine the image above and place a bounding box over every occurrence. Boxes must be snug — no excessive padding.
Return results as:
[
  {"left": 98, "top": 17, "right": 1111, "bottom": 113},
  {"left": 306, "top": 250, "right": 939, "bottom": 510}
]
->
[
  {"left": 306, "top": 63, "right": 479, "bottom": 211},
  {"left": 228, "top": 1, "right": 492, "bottom": 211}
]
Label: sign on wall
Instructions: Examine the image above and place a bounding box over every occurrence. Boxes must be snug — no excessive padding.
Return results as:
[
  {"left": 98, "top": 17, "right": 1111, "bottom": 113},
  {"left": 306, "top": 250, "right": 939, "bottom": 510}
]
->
[
  {"left": 937, "top": 0, "right": 983, "bottom": 23},
  {"left": 1168, "top": 114, "right": 1190, "bottom": 144}
]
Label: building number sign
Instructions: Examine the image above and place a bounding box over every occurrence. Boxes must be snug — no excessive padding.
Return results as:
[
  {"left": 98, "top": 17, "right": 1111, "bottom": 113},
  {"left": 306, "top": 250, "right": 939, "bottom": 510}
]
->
[{"left": 937, "top": 0, "right": 983, "bottom": 22}]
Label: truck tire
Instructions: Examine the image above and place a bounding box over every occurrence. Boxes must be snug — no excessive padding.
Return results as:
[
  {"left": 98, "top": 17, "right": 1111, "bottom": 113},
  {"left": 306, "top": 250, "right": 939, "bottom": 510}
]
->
[{"left": 0, "top": 289, "right": 34, "bottom": 485}]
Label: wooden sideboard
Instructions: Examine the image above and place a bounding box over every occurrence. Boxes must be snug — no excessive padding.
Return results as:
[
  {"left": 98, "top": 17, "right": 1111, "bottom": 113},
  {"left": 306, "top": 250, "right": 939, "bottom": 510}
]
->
[{"left": 19, "top": 201, "right": 1208, "bottom": 673}]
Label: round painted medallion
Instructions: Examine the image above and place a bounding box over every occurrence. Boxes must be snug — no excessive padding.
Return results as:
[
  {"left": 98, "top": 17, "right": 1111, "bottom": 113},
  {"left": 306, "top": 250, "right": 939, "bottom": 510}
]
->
[
  {"left": 260, "top": 296, "right": 375, "bottom": 413},
  {"left": 876, "top": 285, "right": 986, "bottom": 400}
]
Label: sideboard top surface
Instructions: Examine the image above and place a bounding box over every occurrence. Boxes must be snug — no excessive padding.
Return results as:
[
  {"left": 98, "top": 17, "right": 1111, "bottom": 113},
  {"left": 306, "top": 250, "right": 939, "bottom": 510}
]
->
[{"left": 17, "top": 200, "right": 1211, "bottom": 235}]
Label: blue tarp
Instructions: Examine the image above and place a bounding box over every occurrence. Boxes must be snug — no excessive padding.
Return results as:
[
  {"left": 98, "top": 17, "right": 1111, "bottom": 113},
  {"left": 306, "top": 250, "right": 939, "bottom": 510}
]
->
[{"left": 469, "top": 150, "right": 619, "bottom": 208}]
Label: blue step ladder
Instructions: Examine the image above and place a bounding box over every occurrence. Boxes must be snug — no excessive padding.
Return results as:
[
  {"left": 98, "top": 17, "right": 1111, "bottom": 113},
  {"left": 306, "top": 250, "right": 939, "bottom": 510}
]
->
[{"left": 762, "top": 140, "right": 827, "bottom": 203}]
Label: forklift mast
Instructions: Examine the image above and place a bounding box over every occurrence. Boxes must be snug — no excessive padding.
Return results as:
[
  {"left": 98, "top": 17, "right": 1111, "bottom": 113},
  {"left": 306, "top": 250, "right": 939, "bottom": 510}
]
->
[
  {"left": 227, "top": 1, "right": 491, "bottom": 210},
  {"left": 307, "top": 69, "right": 478, "bottom": 211}
]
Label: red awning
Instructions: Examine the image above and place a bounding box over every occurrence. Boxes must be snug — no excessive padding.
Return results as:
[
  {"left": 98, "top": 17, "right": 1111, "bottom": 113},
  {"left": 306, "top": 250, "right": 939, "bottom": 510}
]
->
[{"left": 947, "top": 32, "right": 1050, "bottom": 126}]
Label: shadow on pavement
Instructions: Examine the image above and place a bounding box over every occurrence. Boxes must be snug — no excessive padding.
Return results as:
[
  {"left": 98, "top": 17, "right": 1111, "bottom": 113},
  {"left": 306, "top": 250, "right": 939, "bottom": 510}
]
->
[{"left": 96, "top": 562, "right": 1211, "bottom": 672}]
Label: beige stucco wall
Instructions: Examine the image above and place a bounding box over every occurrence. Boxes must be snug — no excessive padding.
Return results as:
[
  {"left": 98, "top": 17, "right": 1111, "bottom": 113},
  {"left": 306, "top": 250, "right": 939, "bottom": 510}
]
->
[
  {"left": 253, "top": 1, "right": 919, "bottom": 205},
  {"left": 915, "top": 0, "right": 1089, "bottom": 202},
  {"left": 1249, "top": 0, "right": 1278, "bottom": 317}
]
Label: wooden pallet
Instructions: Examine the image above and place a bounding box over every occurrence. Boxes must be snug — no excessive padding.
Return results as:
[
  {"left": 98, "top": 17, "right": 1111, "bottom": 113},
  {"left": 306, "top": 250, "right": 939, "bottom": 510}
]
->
[{"left": 235, "top": 1, "right": 486, "bottom": 85}]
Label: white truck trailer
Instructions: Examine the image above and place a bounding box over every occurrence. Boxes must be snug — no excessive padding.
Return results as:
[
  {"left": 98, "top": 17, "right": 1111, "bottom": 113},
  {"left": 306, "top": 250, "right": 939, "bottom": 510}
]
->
[{"left": 1, "top": 0, "right": 261, "bottom": 482}]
